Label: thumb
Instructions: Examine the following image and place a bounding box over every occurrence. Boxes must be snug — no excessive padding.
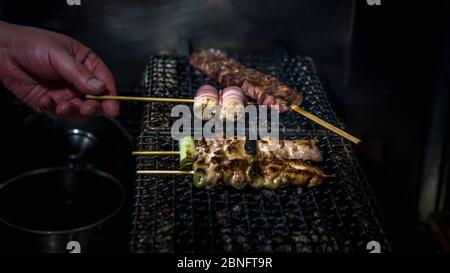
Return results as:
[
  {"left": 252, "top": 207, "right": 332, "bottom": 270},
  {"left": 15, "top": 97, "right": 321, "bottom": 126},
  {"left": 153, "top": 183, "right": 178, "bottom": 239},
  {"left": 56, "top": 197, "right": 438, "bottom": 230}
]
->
[{"left": 51, "top": 49, "right": 106, "bottom": 95}]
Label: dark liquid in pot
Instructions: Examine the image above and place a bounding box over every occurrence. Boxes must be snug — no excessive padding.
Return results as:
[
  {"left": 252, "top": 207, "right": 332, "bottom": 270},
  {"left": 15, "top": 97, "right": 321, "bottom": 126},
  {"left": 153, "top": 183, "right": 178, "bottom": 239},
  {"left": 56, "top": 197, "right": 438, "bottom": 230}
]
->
[{"left": 0, "top": 168, "right": 124, "bottom": 232}]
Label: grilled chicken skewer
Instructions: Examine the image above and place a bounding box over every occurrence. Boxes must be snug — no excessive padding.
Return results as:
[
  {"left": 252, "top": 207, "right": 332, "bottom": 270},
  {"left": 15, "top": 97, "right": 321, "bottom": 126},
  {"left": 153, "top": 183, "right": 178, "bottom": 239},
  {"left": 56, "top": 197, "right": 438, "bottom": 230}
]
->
[
  {"left": 86, "top": 96, "right": 361, "bottom": 144},
  {"left": 193, "top": 137, "right": 254, "bottom": 190},
  {"left": 136, "top": 167, "right": 327, "bottom": 190},
  {"left": 135, "top": 136, "right": 327, "bottom": 190},
  {"left": 133, "top": 137, "right": 323, "bottom": 161},
  {"left": 257, "top": 160, "right": 326, "bottom": 189},
  {"left": 257, "top": 137, "right": 323, "bottom": 162}
]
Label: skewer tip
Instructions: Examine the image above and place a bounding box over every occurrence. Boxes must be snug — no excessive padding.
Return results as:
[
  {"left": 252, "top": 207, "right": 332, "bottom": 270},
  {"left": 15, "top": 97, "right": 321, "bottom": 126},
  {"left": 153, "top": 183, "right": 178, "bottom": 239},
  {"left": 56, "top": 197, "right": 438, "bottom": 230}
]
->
[{"left": 290, "top": 105, "right": 362, "bottom": 145}]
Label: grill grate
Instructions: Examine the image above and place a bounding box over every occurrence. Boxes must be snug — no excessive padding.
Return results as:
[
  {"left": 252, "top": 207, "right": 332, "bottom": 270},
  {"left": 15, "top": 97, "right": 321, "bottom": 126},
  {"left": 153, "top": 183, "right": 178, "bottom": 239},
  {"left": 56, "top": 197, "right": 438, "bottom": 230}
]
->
[
  {"left": 115, "top": 87, "right": 146, "bottom": 142},
  {"left": 129, "top": 54, "right": 390, "bottom": 253}
]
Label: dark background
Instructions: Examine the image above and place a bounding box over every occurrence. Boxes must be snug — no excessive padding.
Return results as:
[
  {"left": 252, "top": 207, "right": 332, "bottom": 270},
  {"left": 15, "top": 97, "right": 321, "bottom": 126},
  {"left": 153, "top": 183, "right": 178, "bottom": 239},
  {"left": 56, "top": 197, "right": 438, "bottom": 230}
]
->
[{"left": 0, "top": 0, "right": 449, "bottom": 252}]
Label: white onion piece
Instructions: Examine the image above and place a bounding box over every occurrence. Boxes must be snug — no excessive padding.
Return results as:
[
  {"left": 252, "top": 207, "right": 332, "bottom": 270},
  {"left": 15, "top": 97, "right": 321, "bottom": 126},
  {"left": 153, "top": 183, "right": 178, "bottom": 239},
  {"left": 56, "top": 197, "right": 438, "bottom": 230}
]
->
[
  {"left": 220, "top": 86, "right": 246, "bottom": 121},
  {"left": 193, "top": 85, "right": 219, "bottom": 120}
]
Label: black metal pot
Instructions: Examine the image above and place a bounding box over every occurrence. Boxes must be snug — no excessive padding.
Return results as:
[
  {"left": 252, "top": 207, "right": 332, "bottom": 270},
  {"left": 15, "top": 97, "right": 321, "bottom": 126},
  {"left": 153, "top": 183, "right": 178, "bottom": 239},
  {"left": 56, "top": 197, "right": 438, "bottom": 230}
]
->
[{"left": 0, "top": 167, "right": 125, "bottom": 253}]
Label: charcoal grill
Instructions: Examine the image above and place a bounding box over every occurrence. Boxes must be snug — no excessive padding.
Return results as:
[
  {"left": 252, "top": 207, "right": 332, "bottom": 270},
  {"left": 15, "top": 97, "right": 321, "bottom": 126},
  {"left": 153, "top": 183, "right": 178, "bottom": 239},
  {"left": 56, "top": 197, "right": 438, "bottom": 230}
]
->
[{"left": 129, "top": 54, "right": 391, "bottom": 253}]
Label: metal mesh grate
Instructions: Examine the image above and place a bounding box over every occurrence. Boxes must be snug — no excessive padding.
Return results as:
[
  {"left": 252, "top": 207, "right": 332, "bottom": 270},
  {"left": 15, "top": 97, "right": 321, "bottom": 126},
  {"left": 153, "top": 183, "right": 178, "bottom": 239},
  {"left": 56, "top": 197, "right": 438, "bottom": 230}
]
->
[
  {"left": 129, "top": 54, "right": 390, "bottom": 253},
  {"left": 115, "top": 87, "right": 146, "bottom": 142}
]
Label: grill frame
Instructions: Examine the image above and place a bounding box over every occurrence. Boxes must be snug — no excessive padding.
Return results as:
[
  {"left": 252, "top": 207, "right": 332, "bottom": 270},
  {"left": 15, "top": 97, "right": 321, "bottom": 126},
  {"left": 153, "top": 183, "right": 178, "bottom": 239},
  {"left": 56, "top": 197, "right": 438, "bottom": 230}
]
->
[{"left": 129, "top": 54, "right": 391, "bottom": 253}]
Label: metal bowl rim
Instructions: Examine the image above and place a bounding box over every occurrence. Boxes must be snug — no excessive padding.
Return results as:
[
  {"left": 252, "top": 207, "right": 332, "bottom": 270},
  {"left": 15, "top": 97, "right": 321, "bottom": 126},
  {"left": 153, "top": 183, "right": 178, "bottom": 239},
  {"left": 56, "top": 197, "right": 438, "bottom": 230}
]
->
[{"left": 0, "top": 166, "right": 126, "bottom": 235}]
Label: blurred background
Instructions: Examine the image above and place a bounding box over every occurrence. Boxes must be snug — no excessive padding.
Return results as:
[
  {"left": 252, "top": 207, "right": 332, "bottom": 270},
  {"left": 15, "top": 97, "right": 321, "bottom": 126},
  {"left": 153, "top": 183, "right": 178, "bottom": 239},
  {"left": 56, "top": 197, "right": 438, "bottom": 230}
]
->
[{"left": 0, "top": 0, "right": 449, "bottom": 252}]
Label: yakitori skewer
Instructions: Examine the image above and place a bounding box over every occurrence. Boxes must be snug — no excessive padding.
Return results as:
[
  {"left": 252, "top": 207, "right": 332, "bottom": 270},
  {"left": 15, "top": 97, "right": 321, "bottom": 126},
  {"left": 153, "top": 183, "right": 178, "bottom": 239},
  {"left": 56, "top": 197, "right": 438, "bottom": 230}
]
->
[
  {"left": 290, "top": 105, "right": 361, "bottom": 145},
  {"left": 135, "top": 136, "right": 331, "bottom": 189},
  {"left": 86, "top": 95, "right": 361, "bottom": 144},
  {"left": 137, "top": 170, "right": 193, "bottom": 175},
  {"left": 132, "top": 151, "right": 180, "bottom": 156},
  {"left": 136, "top": 169, "right": 335, "bottom": 180},
  {"left": 86, "top": 95, "right": 194, "bottom": 103}
]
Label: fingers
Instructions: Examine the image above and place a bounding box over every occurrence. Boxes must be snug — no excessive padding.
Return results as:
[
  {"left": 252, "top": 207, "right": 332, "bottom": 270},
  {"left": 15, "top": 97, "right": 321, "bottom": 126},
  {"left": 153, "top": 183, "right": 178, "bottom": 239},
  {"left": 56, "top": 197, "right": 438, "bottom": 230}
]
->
[
  {"left": 79, "top": 100, "right": 102, "bottom": 116},
  {"left": 43, "top": 42, "right": 119, "bottom": 119},
  {"left": 38, "top": 95, "right": 57, "bottom": 117},
  {"left": 51, "top": 49, "right": 106, "bottom": 95},
  {"left": 102, "top": 100, "right": 119, "bottom": 118},
  {"left": 38, "top": 94, "right": 102, "bottom": 120},
  {"left": 52, "top": 101, "right": 102, "bottom": 120},
  {"left": 83, "top": 51, "right": 119, "bottom": 118},
  {"left": 56, "top": 101, "right": 76, "bottom": 117}
]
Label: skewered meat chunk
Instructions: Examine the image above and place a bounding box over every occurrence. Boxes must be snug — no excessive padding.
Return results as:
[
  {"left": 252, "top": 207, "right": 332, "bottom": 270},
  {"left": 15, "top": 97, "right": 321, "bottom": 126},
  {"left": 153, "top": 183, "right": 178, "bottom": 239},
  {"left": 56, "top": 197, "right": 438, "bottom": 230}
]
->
[
  {"left": 191, "top": 136, "right": 326, "bottom": 190},
  {"left": 190, "top": 48, "right": 303, "bottom": 112},
  {"left": 193, "top": 137, "right": 253, "bottom": 190},
  {"left": 257, "top": 137, "right": 323, "bottom": 162},
  {"left": 258, "top": 160, "right": 326, "bottom": 189}
]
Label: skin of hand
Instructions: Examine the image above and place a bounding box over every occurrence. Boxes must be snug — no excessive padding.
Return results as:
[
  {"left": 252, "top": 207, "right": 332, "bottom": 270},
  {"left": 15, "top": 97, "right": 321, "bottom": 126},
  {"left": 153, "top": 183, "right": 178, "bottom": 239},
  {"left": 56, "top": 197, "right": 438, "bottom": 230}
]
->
[{"left": 0, "top": 21, "right": 119, "bottom": 119}]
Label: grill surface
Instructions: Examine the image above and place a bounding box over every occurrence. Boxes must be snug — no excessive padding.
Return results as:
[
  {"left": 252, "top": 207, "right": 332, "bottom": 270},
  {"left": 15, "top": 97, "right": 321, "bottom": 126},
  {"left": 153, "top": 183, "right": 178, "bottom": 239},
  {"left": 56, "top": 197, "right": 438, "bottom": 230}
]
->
[{"left": 129, "top": 54, "right": 390, "bottom": 253}]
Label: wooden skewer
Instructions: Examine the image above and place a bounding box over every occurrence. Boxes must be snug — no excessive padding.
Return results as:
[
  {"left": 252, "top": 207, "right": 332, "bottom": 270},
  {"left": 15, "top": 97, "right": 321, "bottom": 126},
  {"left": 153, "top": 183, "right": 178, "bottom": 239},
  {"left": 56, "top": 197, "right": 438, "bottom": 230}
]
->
[
  {"left": 132, "top": 151, "right": 180, "bottom": 156},
  {"left": 291, "top": 105, "right": 362, "bottom": 145},
  {"left": 86, "top": 95, "right": 194, "bottom": 103},
  {"left": 87, "top": 95, "right": 361, "bottom": 144},
  {"left": 137, "top": 170, "right": 194, "bottom": 175}
]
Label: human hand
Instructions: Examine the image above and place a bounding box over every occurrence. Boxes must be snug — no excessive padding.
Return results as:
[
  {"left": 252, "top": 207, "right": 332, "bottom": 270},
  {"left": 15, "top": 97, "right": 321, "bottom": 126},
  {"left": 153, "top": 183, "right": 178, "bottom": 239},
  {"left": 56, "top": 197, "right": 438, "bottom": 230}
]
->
[{"left": 0, "top": 21, "right": 119, "bottom": 119}]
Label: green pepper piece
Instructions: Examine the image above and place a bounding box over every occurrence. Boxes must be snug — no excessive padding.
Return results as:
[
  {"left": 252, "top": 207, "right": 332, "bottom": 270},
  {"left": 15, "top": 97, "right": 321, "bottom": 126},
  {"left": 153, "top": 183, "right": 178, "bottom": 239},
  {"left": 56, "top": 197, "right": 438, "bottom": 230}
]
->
[
  {"left": 193, "top": 170, "right": 207, "bottom": 188},
  {"left": 179, "top": 136, "right": 195, "bottom": 170}
]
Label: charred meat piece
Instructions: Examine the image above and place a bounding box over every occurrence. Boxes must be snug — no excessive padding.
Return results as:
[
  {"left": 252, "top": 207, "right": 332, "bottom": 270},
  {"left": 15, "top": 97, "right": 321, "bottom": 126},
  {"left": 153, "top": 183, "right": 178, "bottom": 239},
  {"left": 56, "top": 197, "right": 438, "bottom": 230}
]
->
[
  {"left": 190, "top": 49, "right": 302, "bottom": 112},
  {"left": 257, "top": 137, "right": 323, "bottom": 162},
  {"left": 193, "top": 137, "right": 253, "bottom": 190},
  {"left": 258, "top": 159, "right": 326, "bottom": 189},
  {"left": 192, "top": 136, "right": 326, "bottom": 190}
]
